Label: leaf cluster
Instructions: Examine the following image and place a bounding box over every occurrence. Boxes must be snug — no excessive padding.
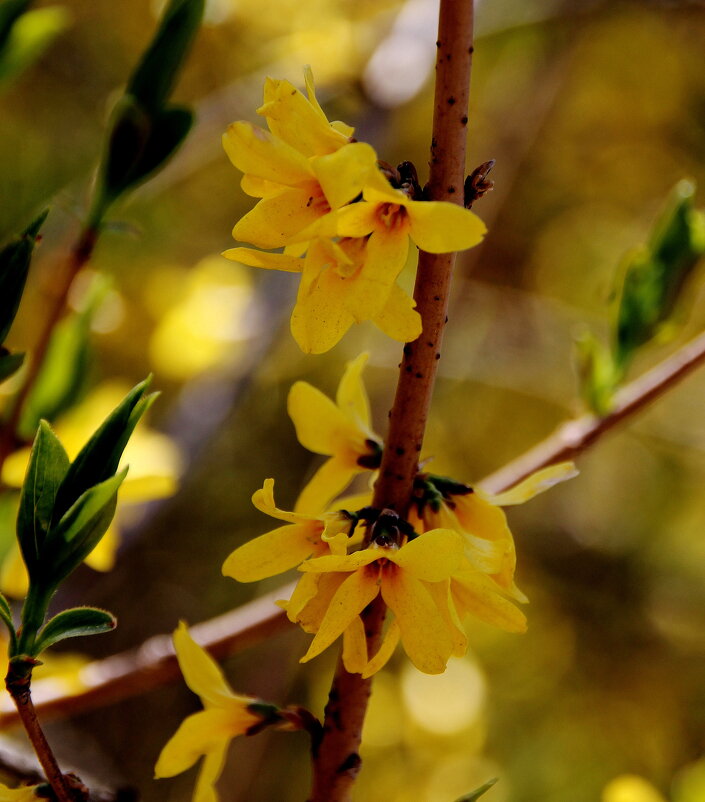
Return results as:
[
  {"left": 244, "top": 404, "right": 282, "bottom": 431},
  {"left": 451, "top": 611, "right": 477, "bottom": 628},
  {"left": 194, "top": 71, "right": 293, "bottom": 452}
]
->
[
  {"left": 577, "top": 180, "right": 705, "bottom": 415},
  {"left": 0, "top": 379, "right": 155, "bottom": 660}
]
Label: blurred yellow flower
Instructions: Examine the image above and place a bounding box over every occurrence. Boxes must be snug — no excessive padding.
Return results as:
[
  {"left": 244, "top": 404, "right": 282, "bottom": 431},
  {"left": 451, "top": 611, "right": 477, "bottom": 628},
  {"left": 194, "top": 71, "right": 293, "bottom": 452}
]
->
[
  {"left": 155, "top": 622, "right": 280, "bottom": 802},
  {"left": 0, "top": 382, "right": 181, "bottom": 597},
  {"left": 288, "top": 353, "right": 382, "bottom": 512},
  {"left": 602, "top": 775, "right": 667, "bottom": 802}
]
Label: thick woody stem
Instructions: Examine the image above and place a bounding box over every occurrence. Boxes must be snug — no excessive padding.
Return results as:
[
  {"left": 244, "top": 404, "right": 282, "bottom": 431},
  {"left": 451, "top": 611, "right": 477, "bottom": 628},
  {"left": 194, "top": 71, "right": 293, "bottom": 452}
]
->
[
  {"left": 308, "top": 3, "right": 475, "bottom": 800},
  {"left": 0, "top": 225, "right": 98, "bottom": 477}
]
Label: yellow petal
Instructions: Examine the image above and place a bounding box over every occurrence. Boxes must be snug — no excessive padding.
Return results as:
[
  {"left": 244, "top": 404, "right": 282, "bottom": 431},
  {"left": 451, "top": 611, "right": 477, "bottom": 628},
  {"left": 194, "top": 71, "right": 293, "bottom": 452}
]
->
[
  {"left": 342, "top": 229, "right": 409, "bottom": 322},
  {"left": 0, "top": 782, "right": 42, "bottom": 801},
  {"left": 240, "top": 174, "right": 281, "bottom": 198},
  {"left": 172, "top": 622, "right": 241, "bottom": 706},
  {"left": 222, "top": 121, "right": 311, "bottom": 186},
  {"left": 154, "top": 709, "right": 240, "bottom": 778},
  {"left": 287, "top": 382, "right": 359, "bottom": 457},
  {"left": 390, "top": 529, "right": 464, "bottom": 582},
  {"left": 300, "top": 548, "right": 382, "bottom": 573},
  {"left": 381, "top": 567, "right": 453, "bottom": 674},
  {"left": 259, "top": 76, "right": 350, "bottom": 157},
  {"left": 342, "top": 615, "right": 368, "bottom": 673},
  {"left": 223, "top": 247, "right": 303, "bottom": 273},
  {"left": 312, "top": 143, "right": 378, "bottom": 210},
  {"left": 222, "top": 523, "right": 319, "bottom": 582},
  {"left": 287, "top": 571, "right": 347, "bottom": 632},
  {"left": 483, "top": 462, "right": 578, "bottom": 506},
  {"left": 451, "top": 572, "right": 527, "bottom": 633},
  {"left": 0, "top": 447, "right": 29, "bottom": 488},
  {"left": 362, "top": 619, "right": 401, "bottom": 678},
  {"left": 84, "top": 523, "right": 118, "bottom": 572},
  {"left": 602, "top": 775, "right": 667, "bottom": 802},
  {"left": 336, "top": 353, "right": 371, "bottom": 430},
  {"left": 423, "top": 579, "right": 468, "bottom": 657},
  {"left": 407, "top": 200, "right": 486, "bottom": 253},
  {"left": 300, "top": 568, "right": 379, "bottom": 663},
  {"left": 290, "top": 266, "right": 356, "bottom": 354},
  {"left": 251, "top": 478, "right": 318, "bottom": 523},
  {"left": 373, "top": 283, "right": 422, "bottom": 343},
  {"left": 233, "top": 187, "right": 326, "bottom": 249},
  {"left": 119, "top": 474, "right": 177, "bottom": 503},
  {"left": 193, "top": 741, "right": 229, "bottom": 802},
  {"left": 294, "top": 456, "right": 359, "bottom": 516},
  {"left": 335, "top": 201, "right": 380, "bottom": 238}
]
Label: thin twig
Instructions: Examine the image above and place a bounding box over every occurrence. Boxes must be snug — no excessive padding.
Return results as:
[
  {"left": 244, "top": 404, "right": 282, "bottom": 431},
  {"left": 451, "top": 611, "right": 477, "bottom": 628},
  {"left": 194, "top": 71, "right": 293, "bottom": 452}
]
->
[
  {"left": 0, "top": 225, "right": 99, "bottom": 477},
  {"left": 308, "top": 3, "right": 476, "bottom": 800},
  {"left": 479, "top": 328, "right": 705, "bottom": 495}
]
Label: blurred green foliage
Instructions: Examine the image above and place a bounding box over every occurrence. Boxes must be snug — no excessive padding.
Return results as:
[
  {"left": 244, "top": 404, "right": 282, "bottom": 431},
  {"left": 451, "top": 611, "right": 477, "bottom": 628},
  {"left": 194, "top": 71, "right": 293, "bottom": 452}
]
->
[{"left": 2, "top": 1, "right": 705, "bottom": 801}]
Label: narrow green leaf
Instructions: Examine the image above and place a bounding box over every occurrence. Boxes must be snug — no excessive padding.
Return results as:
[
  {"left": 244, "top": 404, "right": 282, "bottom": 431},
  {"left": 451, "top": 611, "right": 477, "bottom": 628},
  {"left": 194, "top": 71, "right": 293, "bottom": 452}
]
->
[
  {"left": 574, "top": 330, "right": 618, "bottom": 416},
  {"left": 0, "top": 349, "right": 23, "bottom": 382},
  {"left": 0, "top": 0, "right": 28, "bottom": 50},
  {"left": 615, "top": 180, "right": 705, "bottom": 370},
  {"left": 19, "top": 309, "right": 92, "bottom": 438},
  {"left": 51, "top": 378, "right": 152, "bottom": 522},
  {"left": 0, "top": 6, "right": 69, "bottom": 87},
  {"left": 33, "top": 606, "right": 116, "bottom": 654},
  {"left": 127, "top": 0, "right": 204, "bottom": 113},
  {"left": 0, "top": 590, "right": 16, "bottom": 648},
  {"left": 454, "top": 778, "right": 498, "bottom": 802},
  {"left": 16, "top": 420, "right": 70, "bottom": 577},
  {"left": 0, "top": 209, "right": 48, "bottom": 344},
  {"left": 41, "top": 469, "right": 126, "bottom": 587}
]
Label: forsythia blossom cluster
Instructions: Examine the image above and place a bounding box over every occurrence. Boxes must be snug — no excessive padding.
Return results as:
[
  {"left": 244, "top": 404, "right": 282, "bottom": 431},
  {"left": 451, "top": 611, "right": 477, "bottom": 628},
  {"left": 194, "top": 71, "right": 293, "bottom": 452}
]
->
[
  {"left": 223, "top": 354, "right": 577, "bottom": 677},
  {"left": 222, "top": 67, "right": 486, "bottom": 353}
]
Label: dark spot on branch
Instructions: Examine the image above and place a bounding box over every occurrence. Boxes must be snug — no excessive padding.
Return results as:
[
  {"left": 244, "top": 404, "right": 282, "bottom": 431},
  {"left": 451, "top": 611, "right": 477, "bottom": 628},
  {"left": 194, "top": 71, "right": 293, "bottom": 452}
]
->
[
  {"left": 436, "top": 40, "right": 441, "bottom": 48},
  {"left": 435, "top": 353, "right": 441, "bottom": 360},
  {"left": 338, "top": 753, "right": 362, "bottom": 776},
  {"left": 461, "top": 115, "right": 468, "bottom": 125},
  {"left": 447, "top": 96, "right": 456, "bottom": 105},
  {"left": 403, "top": 344, "right": 412, "bottom": 356},
  {"left": 426, "top": 341, "right": 434, "bottom": 347},
  {"left": 448, "top": 186, "right": 455, "bottom": 194},
  {"left": 395, "top": 447, "right": 405, "bottom": 456},
  {"left": 415, "top": 372, "right": 423, "bottom": 378},
  {"left": 433, "top": 295, "right": 441, "bottom": 301},
  {"left": 405, "top": 365, "right": 413, "bottom": 373},
  {"left": 468, "top": 46, "right": 474, "bottom": 54}
]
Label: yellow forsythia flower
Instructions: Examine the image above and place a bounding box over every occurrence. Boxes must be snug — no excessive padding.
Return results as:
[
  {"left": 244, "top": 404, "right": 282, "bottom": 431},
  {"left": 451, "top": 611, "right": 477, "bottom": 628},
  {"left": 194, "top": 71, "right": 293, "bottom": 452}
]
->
[
  {"left": 0, "top": 382, "right": 181, "bottom": 597},
  {"left": 155, "top": 623, "right": 280, "bottom": 802},
  {"left": 288, "top": 353, "right": 382, "bottom": 512}
]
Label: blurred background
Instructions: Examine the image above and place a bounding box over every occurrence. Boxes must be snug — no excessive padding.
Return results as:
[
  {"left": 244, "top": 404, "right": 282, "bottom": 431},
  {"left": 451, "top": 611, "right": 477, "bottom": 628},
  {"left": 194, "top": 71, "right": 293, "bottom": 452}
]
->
[{"left": 3, "top": 0, "right": 705, "bottom": 800}]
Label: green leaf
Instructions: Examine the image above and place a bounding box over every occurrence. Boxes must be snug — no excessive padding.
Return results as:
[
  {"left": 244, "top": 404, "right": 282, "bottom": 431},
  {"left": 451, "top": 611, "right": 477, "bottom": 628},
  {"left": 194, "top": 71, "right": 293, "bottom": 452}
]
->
[
  {"left": 127, "top": 0, "right": 204, "bottom": 114},
  {"left": 19, "top": 308, "right": 92, "bottom": 438},
  {"left": 0, "top": 0, "right": 29, "bottom": 50},
  {"left": 51, "top": 378, "right": 153, "bottom": 522},
  {"left": 0, "top": 209, "right": 48, "bottom": 344},
  {"left": 574, "top": 329, "right": 619, "bottom": 416},
  {"left": 0, "top": 349, "right": 23, "bottom": 382},
  {"left": 0, "top": 6, "right": 70, "bottom": 88},
  {"left": 33, "top": 606, "right": 115, "bottom": 654},
  {"left": 0, "top": 590, "right": 16, "bottom": 649},
  {"left": 454, "top": 778, "right": 498, "bottom": 802},
  {"left": 615, "top": 180, "right": 705, "bottom": 370},
  {"left": 99, "top": 100, "right": 193, "bottom": 207},
  {"left": 41, "top": 469, "right": 126, "bottom": 587},
  {"left": 16, "top": 420, "right": 70, "bottom": 578}
]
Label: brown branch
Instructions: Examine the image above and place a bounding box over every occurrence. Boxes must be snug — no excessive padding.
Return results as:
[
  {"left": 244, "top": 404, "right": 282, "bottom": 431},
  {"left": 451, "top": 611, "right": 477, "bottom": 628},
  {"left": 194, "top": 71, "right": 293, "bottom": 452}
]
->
[
  {"left": 308, "top": 3, "right": 476, "bottom": 800},
  {"left": 0, "top": 225, "right": 98, "bottom": 477},
  {"left": 479, "top": 328, "right": 705, "bottom": 495},
  {"left": 5, "top": 660, "right": 81, "bottom": 802}
]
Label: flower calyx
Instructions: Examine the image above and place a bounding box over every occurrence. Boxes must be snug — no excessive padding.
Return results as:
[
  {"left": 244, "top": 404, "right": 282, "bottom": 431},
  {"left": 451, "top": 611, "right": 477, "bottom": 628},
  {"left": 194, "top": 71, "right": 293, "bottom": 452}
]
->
[{"left": 412, "top": 472, "right": 473, "bottom": 516}]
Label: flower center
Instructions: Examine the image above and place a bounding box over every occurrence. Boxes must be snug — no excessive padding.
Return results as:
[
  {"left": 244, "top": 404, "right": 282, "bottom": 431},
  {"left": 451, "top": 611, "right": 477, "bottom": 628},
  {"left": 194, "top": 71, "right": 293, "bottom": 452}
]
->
[
  {"left": 334, "top": 237, "right": 367, "bottom": 279},
  {"left": 375, "top": 202, "right": 408, "bottom": 232},
  {"left": 305, "top": 185, "right": 331, "bottom": 215}
]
